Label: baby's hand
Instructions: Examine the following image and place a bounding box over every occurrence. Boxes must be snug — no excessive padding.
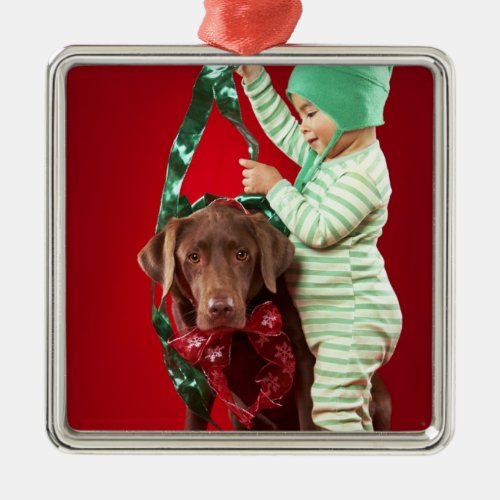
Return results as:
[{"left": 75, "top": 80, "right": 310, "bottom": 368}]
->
[
  {"left": 236, "top": 65, "right": 264, "bottom": 84},
  {"left": 240, "top": 159, "right": 283, "bottom": 195}
]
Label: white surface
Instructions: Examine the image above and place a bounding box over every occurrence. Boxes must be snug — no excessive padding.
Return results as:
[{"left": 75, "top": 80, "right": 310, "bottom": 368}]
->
[{"left": 0, "top": 1, "right": 497, "bottom": 498}]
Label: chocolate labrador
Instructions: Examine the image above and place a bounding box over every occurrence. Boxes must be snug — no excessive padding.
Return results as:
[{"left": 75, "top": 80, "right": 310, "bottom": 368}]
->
[{"left": 138, "top": 201, "right": 391, "bottom": 431}]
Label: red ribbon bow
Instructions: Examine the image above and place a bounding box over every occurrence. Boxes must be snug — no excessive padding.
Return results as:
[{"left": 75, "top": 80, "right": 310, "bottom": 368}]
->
[
  {"left": 168, "top": 302, "right": 296, "bottom": 429},
  {"left": 198, "top": 0, "right": 303, "bottom": 55},
  {"left": 210, "top": 197, "right": 250, "bottom": 215}
]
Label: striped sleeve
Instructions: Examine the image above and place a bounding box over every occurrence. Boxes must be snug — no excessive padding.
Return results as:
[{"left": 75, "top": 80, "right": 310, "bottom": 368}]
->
[
  {"left": 242, "top": 69, "right": 314, "bottom": 168},
  {"left": 267, "top": 172, "right": 383, "bottom": 249}
]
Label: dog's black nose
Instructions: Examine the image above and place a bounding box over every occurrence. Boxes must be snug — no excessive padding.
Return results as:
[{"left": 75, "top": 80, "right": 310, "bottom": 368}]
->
[{"left": 208, "top": 297, "right": 235, "bottom": 319}]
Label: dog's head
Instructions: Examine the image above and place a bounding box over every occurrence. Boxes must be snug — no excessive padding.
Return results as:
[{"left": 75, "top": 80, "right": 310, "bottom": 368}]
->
[{"left": 138, "top": 203, "right": 294, "bottom": 331}]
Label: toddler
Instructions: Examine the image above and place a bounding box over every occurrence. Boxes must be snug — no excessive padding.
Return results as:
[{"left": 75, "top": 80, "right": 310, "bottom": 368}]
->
[{"left": 238, "top": 65, "right": 402, "bottom": 431}]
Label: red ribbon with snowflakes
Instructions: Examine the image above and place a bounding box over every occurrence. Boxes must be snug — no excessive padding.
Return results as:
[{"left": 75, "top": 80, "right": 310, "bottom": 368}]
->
[{"left": 168, "top": 301, "right": 296, "bottom": 429}]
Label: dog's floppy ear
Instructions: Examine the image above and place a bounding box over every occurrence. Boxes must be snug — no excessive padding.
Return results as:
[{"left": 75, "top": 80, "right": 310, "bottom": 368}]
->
[
  {"left": 250, "top": 213, "right": 294, "bottom": 294},
  {"left": 137, "top": 218, "right": 180, "bottom": 299}
]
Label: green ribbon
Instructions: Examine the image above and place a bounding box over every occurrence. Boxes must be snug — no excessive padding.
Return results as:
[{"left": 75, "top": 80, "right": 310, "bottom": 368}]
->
[{"left": 151, "top": 65, "right": 287, "bottom": 426}]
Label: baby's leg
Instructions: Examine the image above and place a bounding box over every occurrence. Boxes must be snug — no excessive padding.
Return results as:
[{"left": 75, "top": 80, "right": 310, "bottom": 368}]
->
[{"left": 311, "top": 340, "right": 373, "bottom": 431}]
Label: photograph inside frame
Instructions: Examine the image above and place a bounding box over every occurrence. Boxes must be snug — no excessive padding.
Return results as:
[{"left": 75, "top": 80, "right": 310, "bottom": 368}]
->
[{"left": 48, "top": 48, "right": 453, "bottom": 451}]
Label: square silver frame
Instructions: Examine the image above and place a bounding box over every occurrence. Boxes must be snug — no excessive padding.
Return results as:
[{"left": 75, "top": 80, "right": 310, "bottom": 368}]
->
[{"left": 47, "top": 45, "right": 454, "bottom": 454}]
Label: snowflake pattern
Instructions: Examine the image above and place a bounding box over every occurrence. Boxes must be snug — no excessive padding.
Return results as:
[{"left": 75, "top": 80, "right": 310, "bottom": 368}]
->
[
  {"left": 186, "top": 335, "right": 205, "bottom": 350},
  {"left": 208, "top": 368, "right": 224, "bottom": 384},
  {"left": 205, "top": 345, "right": 224, "bottom": 363},
  {"left": 274, "top": 342, "right": 294, "bottom": 365},
  {"left": 261, "top": 311, "right": 279, "bottom": 328},
  {"left": 254, "top": 335, "right": 270, "bottom": 348},
  {"left": 262, "top": 372, "right": 280, "bottom": 394}
]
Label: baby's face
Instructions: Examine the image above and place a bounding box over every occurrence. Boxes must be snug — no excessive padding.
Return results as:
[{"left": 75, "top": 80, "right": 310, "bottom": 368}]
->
[{"left": 291, "top": 94, "right": 337, "bottom": 158}]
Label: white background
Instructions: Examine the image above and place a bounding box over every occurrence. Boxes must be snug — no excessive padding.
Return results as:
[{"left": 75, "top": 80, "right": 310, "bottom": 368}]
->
[{"left": 1, "top": 0, "right": 498, "bottom": 498}]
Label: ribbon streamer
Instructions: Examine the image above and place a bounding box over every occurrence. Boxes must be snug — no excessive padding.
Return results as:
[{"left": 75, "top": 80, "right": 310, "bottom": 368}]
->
[{"left": 151, "top": 65, "right": 288, "bottom": 427}]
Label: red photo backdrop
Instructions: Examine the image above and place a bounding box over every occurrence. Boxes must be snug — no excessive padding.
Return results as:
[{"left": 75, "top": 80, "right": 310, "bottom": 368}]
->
[{"left": 65, "top": 65, "right": 433, "bottom": 431}]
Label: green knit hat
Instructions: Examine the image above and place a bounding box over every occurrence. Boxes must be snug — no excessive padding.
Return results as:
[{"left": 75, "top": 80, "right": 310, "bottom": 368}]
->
[{"left": 287, "top": 65, "right": 392, "bottom": 164}]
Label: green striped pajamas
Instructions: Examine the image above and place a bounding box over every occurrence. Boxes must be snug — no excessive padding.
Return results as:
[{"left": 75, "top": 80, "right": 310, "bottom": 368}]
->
[{"left": 243, "top": 70, "right": 402, "bottom": 431}]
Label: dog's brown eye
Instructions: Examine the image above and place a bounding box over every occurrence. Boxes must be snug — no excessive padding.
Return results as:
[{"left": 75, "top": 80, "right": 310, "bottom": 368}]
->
[
  {"left": 236, "top": 249, "right": 249, "bottom": 261},
  {"left": 188, "top": 252, "right": 200, "bottom": 264}
]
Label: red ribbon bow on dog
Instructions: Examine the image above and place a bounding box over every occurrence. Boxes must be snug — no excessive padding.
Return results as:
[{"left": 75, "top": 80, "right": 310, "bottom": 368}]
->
[{"left": 168, "top": 302, "right": 296, "bottom": 429}]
